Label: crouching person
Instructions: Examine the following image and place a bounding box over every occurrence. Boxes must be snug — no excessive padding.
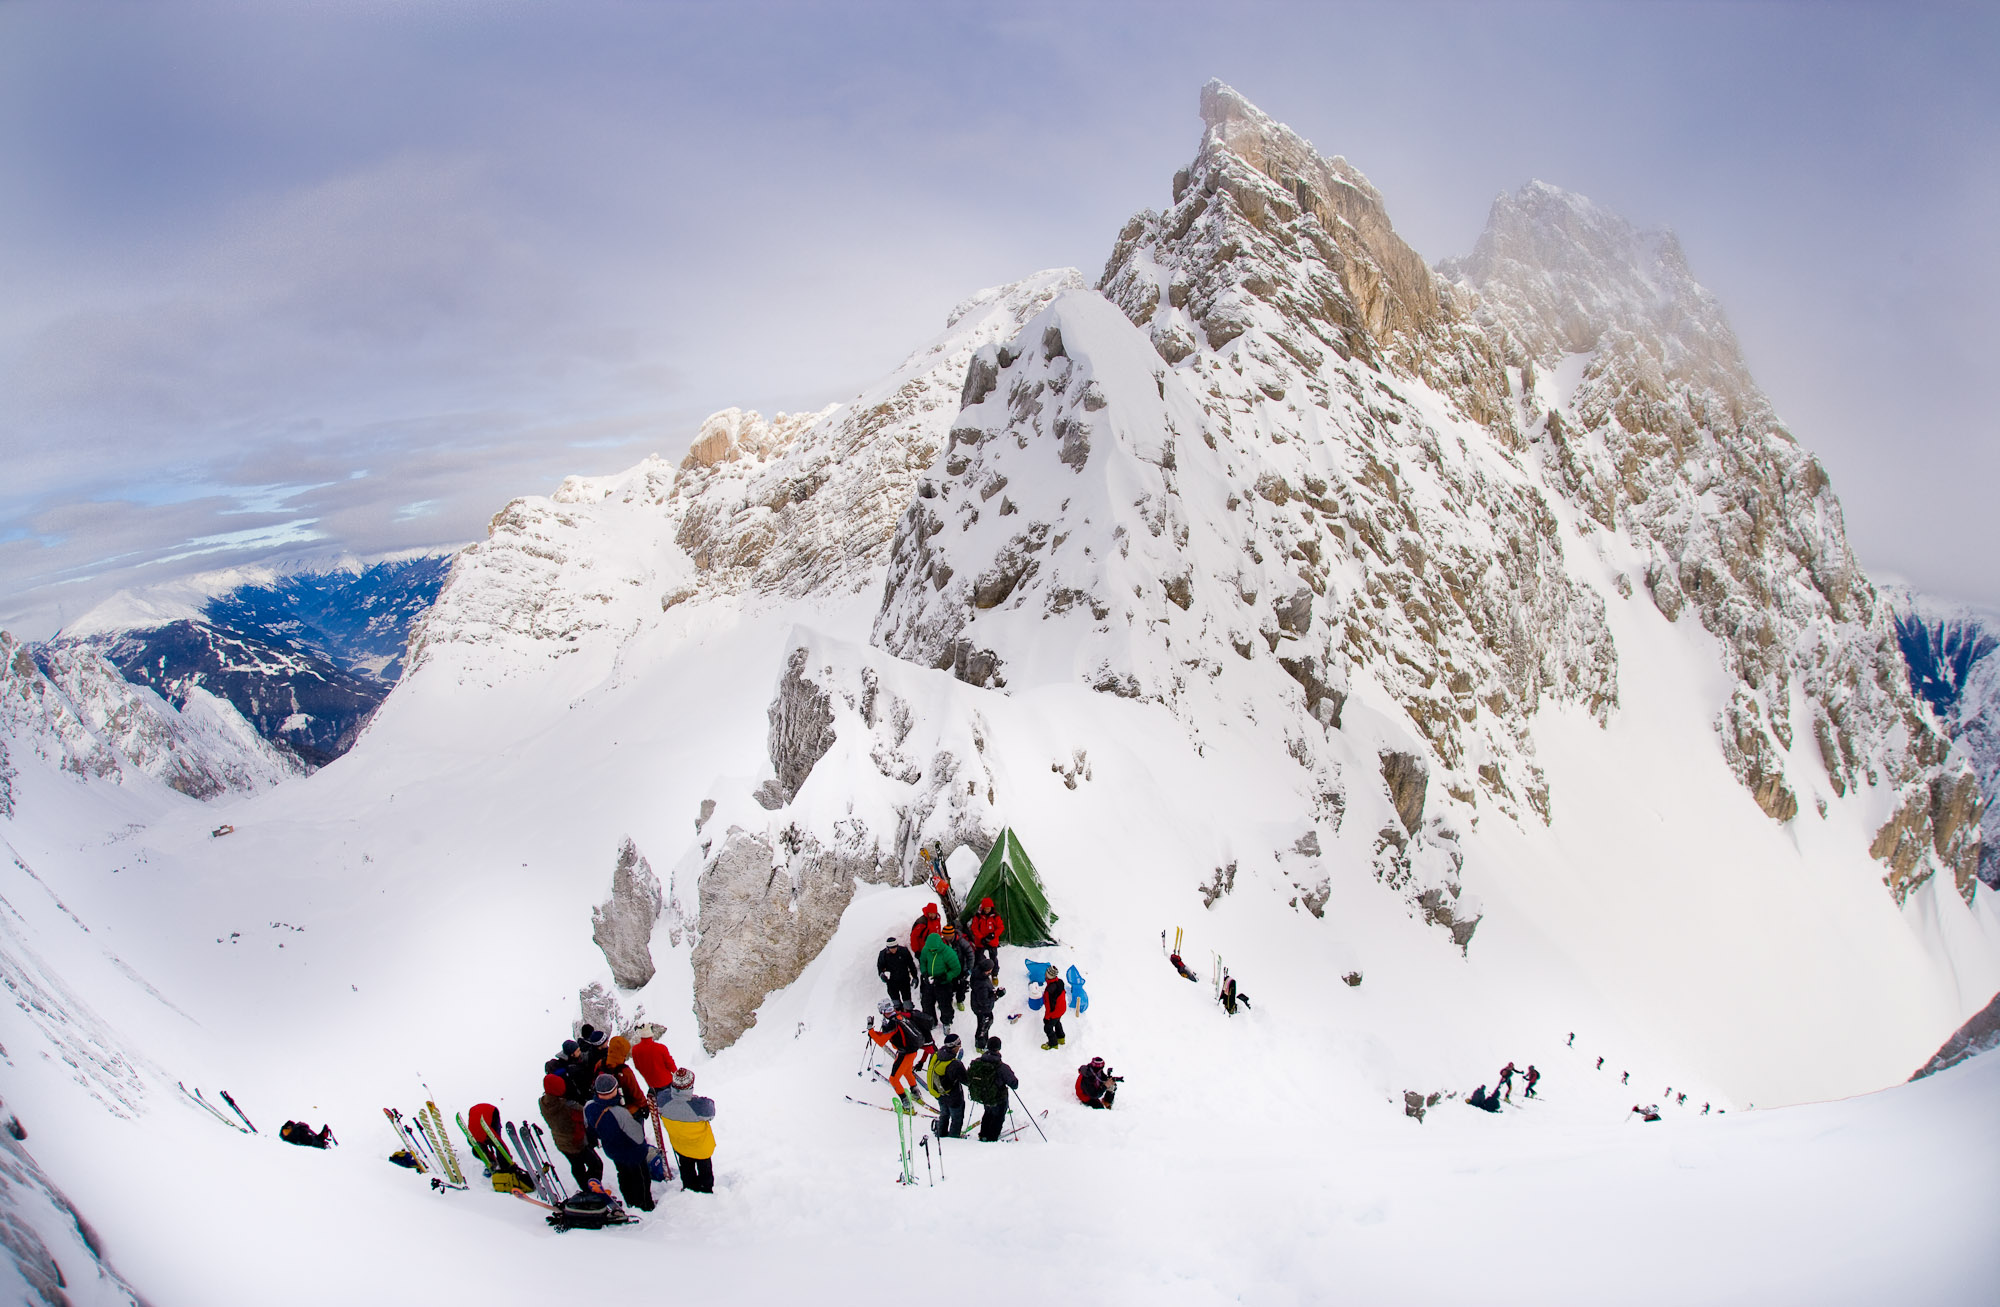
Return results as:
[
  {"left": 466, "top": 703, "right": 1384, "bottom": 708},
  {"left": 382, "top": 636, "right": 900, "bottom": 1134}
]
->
[{"left": 659, "top": 1067, "right": 718, "bottom": 1193}]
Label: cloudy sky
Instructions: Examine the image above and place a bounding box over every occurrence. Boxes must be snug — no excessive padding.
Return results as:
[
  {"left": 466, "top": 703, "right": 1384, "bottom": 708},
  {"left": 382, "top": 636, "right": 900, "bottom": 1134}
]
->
[{"left": 2, "top": 1, "right": 1994, "bottom": 637}]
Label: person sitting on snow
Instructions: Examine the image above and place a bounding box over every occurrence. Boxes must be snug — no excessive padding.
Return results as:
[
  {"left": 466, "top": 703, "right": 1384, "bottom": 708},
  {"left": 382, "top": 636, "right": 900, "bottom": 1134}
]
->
[{"left": 1075, "top": 1057, "right": 1121, "bottom": 1109}]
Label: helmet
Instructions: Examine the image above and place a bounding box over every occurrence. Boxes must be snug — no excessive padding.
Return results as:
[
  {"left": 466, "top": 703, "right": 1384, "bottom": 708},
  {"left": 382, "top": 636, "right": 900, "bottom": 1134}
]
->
[
  {"left": 543, "top": 1073, "right": 567, "bottom": 1095},
  {"left": 878, "top": 999, "right": 895, "bottom": 1015},
  {"left": 593, "top": 1073, "right": 618, "bottom": 1096},
  {"left": 672, "top": 1067, "right": 695, "bottom": 1089}
]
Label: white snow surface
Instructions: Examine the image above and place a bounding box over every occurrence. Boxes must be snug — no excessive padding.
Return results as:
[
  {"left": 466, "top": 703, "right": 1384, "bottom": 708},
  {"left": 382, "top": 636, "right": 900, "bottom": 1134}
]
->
[{"left": 2, "top": 89, "right": 1997, "bottom": 1304}]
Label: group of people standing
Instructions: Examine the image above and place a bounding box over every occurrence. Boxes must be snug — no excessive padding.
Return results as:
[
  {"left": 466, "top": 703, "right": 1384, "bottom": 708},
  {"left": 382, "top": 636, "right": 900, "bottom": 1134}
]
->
[{"left": 537, "top": 1022, "right": 718, "bottom": 1211}]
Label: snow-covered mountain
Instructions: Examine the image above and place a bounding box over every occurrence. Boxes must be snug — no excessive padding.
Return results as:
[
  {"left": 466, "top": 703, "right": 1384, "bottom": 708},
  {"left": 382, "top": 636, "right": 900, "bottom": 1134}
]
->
[
  {"left": 1885, "top": 583, "right": 2000, "bottom": 888},
  {"left": 1, "top": 83, "right": 1996, "bottom": 1305},
  {"left": 50, "top": 553, "right": 453, "bottom": 769}
]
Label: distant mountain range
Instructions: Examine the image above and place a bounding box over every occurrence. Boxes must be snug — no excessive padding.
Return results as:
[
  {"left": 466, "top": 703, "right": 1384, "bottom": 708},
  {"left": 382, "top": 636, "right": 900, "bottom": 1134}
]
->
[{"left": 45, "top": 553, "right": 453, "bottom": 770}]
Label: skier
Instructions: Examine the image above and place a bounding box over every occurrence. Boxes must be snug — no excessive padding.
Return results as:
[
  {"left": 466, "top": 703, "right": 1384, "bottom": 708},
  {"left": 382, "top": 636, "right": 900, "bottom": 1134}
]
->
[
  {"left": 876, "top": 935, "right": 917, "bottom": 1008},
  {"left": 1497, "top": 1062, "right": 1518, "bottom": 1102},
  {"left": 910, "top": 902, "right": 943, "bottom": 954},
  {"left": 1676, "top": 1092, "right": 1686, "bottom": 1107},
  {"left": 1040, "top": 965, "right": 1067, "bottom": 1050},
  {"left": 1621, "top": 1070, "right": 1629, "bottom": 1085},
  {"left": 657, "top": 1067, "right": 718, "bottom": 1194},
  {"left": 919, "top": 923, "right": 963, "bottom": 1033},
  {"left": 1596, "top": 1056, "right": 1604, "bottom": 1071},
  {"left": 631, "top": 1023, "right": 678, "bottom": 1109},
  {"left": 1219, "top": 974, "right": 1251, "bottom": 1015},
  {"left": 867, "top": 999, "right": 929, "bottom": 1104},
  {"left": 279, "top": 1120, "right": 334, "bottom": 1148},
  {"left": 1702, "top": 1102, "right": 1711, "bottom": 1115},
  {"left": 968, "top": 1037, "right": 1019, "bottom": 1141},
  {"left": 965, "top": 896, "right": 1005, "bottom": 968},
  {"left": 1169, "top": 952, "right": 1199, "bottom": 982},
  {"left": 1075, "top": 1057, "right": 1120, "bottom": 1109},
  {"left": 969, "top": 961, "right": 1005, "bottom": 1049},
  {"left": 539, "top": 1072, "right": 605, "bottom": 1188},
  {"left": 1523, "top": 1065, "right": 1540, "bottom": 1099},
  {"left": 927, "top": 1032, "right": 967, "bottom": 1139},
  {"left": 583, "top": 1074, "right": 656, "bottom": 1212},
  {"left": 1567, "top": 1032, "right": 1575, "bottom": 1047}
]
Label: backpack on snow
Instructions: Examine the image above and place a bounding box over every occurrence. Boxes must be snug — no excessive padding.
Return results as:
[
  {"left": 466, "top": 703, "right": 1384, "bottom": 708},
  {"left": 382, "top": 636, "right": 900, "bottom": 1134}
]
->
[
  {"left": 966, "top": 1057, "right": 1002, "bottom": 1106},
  {"left": 545, "top": 1190, "right": 627, "bottom": 1233}
]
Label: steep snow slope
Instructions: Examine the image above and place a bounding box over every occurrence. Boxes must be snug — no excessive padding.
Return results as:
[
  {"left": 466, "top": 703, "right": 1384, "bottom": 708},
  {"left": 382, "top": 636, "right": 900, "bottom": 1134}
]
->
[{"left": 3, "top": 83, "right": 1998, "bottom": 1305}]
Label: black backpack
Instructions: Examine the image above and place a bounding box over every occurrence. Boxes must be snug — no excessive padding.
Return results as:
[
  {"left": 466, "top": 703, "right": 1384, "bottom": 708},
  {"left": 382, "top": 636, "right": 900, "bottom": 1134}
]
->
[
  {"left": 896, "top": 1011, "right": 935, "bottom": 1052},
  {"left": 966, "top": 1056, "right": 1002, "bottom": 1106},
  {"left": 547, "top": 1191, "right": 622, "bottom": 1232}
]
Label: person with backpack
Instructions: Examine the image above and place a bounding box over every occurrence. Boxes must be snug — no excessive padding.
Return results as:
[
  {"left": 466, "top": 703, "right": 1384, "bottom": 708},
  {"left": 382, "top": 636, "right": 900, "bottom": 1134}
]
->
[
  {"left": 657, "top": 1067, "right": 718, "bottom": 1193},
  {"left": 1169, "top": 953, "right": 1199, "bottom": 982},
  {"left": 539, "top": 1073, "right": 605, "bottom": 1188},
  {"left": 965, "top": 896, "right": 1004, "bottom": 968},
  {"left": 631, "top": 1023, "right": 678, "bottom": 1109},
  {"left": 919, "top": 924, "right": 964, "bottom": 1033},
  {"left": 867, "top": 999, "right": 930, "bottom": 1105},
  {"left": 1497, "top": 1062, "right": 1518, "bottom": 1103},
  {"left": 947, "top": 923, "right": 975, "bottom": 1012},
  {"left": 279, "top": 1120, "right": 334, "bottom": 1148},
  {"left": 968, "top": 1037, "right": 1019, "bottom": 1141},
  {"left": 583, "top": 1073, "right": 657, "bottom": 1212},
  {"left": 1040, "top": 965, "right": 1067, "bottom": 1050},
  {"left": 1075, "top": 1057, "right": 1120, "bottom": 1109},
  {"left": 1219, "top": 975, "right": 1250, "bottom": 1015},
  {"left": 969, "top": 960, "right": 1005, "bottom": 1049},
  {"left": 910, "top": 902, "right": 943, "bottom": 954},
  {"left": 927, "top": 1032, "right": 968, "bottom": 1139},
  {"left": 1523, "top": 1065, "right": 1541, "bottom": 1099},
  {"left": 877, "top": 936, "right": 917, "bottom": 1008}
]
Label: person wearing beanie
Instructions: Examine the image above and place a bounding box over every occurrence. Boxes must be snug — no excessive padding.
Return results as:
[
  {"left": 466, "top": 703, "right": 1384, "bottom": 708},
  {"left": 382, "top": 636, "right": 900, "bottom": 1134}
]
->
[
  {"left": 1040, "top": 966, "right": 1067, "bottom": 1050},
  {"left": 602, "top": 1036, "right": 649, "bottom": 1117},
  {"left": 583, "top": 1072, "right": 656, "bottom": 1211},
  {"left": 1075, "top": 1056, "right": 1120, "bottom": 1109},
  {"left": 631, "top": 1023, "right": 678, "bottom": 1110},
  {"left": 965, "top": 895, "right": 1004, "bottom": 968},
  {"left": 656, "top": 1066, "right": 718, "bottom": 1193},
  {"left": 876, "top": 935, "right": 917, "bottom": 1008},
  {"left": 926, "top": 1032, "right": 968, "bottom": 1139},
  {"left": 918, "top": 924, "right": 963, "bottom": 1034},
  {"left": 909, "top": 902, "right": 943, "bottom": 955},
  {"left": 968, "top": 1036, "right": 1018, "bottom": 1142},
  {"left": 946, "top": 922, "right": 975, "bottom": 1012},
  {"left": 539, "top": 1072, "right": 603, "bottom": 1188}
]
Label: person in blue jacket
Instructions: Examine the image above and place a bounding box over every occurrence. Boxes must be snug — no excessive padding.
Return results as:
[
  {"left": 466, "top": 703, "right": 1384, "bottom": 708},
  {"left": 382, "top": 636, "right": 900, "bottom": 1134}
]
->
[{"left": 583, "top": 1073, "right": 656, "bottom": 1211}]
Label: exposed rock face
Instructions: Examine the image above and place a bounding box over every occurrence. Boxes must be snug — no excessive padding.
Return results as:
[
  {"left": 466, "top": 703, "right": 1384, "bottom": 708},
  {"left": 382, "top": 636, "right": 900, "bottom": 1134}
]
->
[
  {"left": 1443, "top": 180, "right": 1977, "bottom": 903},
  {"left": 1887, "top": 588, "right": 1999, "bottom": 892},
  {"left": 0, "top": 1097, "right": 149, "bottom": 1307},
  {"left": 0, "top": 632, "right": 122, "bottom": 784},
  {"left": 1909, "top": 989, "right": 2000, "bottom": 1080},
  {"left": 1380, "top": 751, "right": 1428, "bottom": 834},
  {"left": 37, "top": 644, "right": 297, "bottom": 800},
  {"left": 686, "top": 637, "right": 1001, "bottom": 1051},
  {"left": 592, "top": 838, "right": 664, "bottom": 990},
  {"left": 408, "top": 270, "right": 1082, "bottom": 677}
]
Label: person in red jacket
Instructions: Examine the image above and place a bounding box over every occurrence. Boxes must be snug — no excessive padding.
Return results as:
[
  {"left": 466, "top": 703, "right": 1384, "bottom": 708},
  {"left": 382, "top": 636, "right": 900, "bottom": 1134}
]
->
[
  {"left": 910, "top": 902, "right": 943, "bottom": 954},
  {"left": 965, "top": 897, "right": 1004, "bottom": 967},
  {"left": 1040, "top": 965, "right": 1067, "bottom": 1050},
  {"left": 631, "top": 1022, "right": 678, "bottom": 1111}
]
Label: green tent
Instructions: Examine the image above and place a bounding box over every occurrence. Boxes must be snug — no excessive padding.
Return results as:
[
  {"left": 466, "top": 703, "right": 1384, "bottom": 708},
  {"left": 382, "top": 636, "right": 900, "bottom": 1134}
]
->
[{"left": 963, "top": 828, "right": 1059, "bottom": 947}]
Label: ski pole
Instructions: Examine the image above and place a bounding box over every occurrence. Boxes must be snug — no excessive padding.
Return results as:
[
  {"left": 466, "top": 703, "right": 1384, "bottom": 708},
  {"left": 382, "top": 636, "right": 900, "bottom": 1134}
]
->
[
  {"left": 859, "top": 1027, "right": 876, "bottom": 1077},
  {"left": 921, "top": 1134, "right": 933, "bottom": 1186},
  {"left": 1010, "top": 1087, "right": 1048, "bottom": 1141}
]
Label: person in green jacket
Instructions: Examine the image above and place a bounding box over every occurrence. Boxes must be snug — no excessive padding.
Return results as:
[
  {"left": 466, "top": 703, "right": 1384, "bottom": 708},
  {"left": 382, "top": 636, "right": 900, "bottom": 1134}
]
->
[{"left": 919, "top": 923, "right": 964, "bottom": 1034}]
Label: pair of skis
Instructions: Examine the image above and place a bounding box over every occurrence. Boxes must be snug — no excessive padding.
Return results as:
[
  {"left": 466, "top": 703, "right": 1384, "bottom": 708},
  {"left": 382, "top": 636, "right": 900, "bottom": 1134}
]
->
[{"left": 177, "top": 1083, "right": 258, "bottom": 1134}]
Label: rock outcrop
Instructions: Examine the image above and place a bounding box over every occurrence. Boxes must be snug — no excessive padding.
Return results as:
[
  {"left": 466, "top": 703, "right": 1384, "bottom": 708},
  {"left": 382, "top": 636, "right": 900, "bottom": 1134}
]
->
[
  {"left": 1909, "top": 989, "right": 2000, "bottom": 1080},
  {"left": 591, "top": 838, "right": 665, "bottom": 990},
  {"left": 1887, "top": 588, "right": 2000, "bottom": 892}
]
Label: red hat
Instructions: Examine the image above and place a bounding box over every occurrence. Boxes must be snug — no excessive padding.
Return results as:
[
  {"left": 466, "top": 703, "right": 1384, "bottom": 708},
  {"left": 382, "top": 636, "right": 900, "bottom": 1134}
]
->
[
  {"left": 924, "top": 903, "right": 939, "bottom": 916},
  {"left": 543, "top": 1074, "right": 566, "bottom": 1095},
  {"left": 980, "top": 897, "right": 994, "bottom": 910}
]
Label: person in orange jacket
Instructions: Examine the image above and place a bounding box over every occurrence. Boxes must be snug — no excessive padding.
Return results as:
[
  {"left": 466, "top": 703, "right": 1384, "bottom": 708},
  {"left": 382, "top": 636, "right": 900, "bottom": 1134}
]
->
[
  {"left": 867, "top": 999, "right": 932, "bottom": 1104},
  {"left": 910, "top": 902, "right": 942, "bottom": 954},
  {"left": 631, "top": 1022, "right": 678, "bottom": 1111},
  {"left": 601, "top": 1036, "right": 650, "bottom": 1117}
]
